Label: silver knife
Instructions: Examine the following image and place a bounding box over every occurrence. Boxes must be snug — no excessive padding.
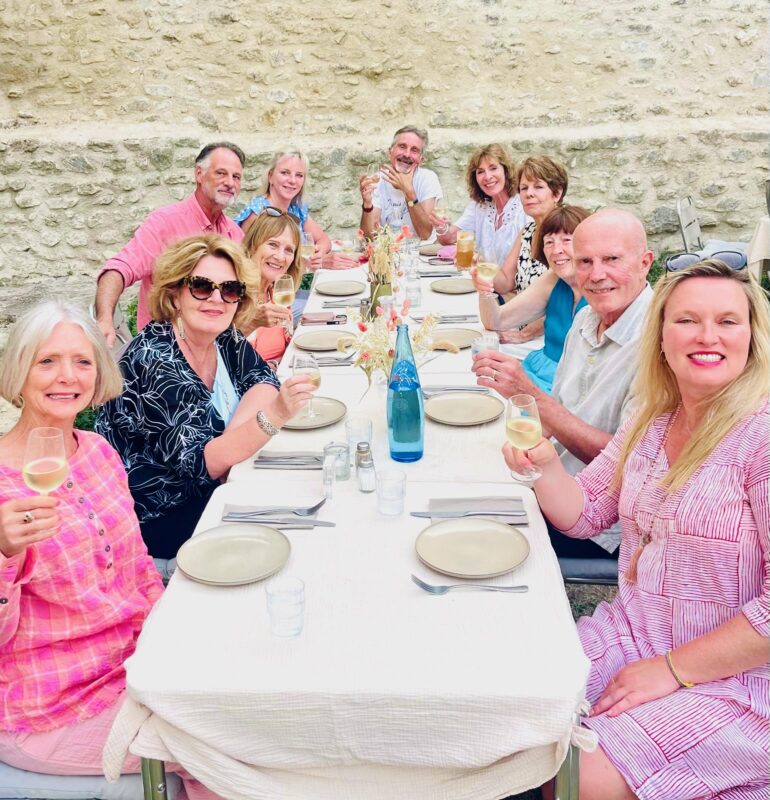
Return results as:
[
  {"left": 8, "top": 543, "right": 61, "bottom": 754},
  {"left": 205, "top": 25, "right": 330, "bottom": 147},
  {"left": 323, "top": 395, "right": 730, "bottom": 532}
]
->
[
  {"left": 410, "top": 511, "right": 527, "bottom": 519},
  {"left": 222, "top": 517, "right": 336, "bottom": 527}
]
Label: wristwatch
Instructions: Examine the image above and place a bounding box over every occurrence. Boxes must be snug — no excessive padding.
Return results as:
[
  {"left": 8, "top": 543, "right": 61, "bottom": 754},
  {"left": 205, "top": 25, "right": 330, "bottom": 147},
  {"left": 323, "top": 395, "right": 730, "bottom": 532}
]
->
[
  {"left": 362, "top": 204, "right": 374, "bottom": 213},
  {"left": 406, "top": 197, "right": 419, "bottom": 208},
  {"left": 256, "top": 410, "right": 279, "bottom": 437}
]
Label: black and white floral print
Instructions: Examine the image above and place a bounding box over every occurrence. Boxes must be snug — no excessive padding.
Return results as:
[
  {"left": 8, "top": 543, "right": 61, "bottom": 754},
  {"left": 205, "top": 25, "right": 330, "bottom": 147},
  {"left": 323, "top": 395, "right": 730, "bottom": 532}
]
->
[
  {"left": 96, "top": 322, "right": 279, "bottom": 523},
  {"left": 516, "top": 221, "right": 548, "bottom": 293}
]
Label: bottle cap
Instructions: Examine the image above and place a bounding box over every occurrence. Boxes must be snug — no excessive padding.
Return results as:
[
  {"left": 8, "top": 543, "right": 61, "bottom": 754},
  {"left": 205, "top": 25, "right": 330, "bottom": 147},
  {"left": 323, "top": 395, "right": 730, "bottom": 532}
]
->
[
  {"left": 356, "top": 442, "right": 370, "bottom": 453},
  {"left": 359, "top": 454, "right": 374, "bottom": 467}
]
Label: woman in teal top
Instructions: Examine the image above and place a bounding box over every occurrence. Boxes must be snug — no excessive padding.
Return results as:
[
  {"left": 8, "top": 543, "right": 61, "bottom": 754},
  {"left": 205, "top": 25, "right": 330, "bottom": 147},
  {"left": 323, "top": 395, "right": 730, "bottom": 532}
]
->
[{"left": 472, "top": 205, "right": 590, "bottom": 393}]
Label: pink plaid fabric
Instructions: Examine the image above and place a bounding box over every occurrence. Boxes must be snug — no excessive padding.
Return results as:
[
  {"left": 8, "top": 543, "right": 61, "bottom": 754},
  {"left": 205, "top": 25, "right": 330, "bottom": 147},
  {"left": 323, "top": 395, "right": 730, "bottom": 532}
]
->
[
  {"left": 98, "top": 192, "right": 243, "bottom": 330},
  {"left": 568, "top": 402, "right": 769, "bottom": 799},
  {"left": 0, "top": 430, "right": 163, "bottom": 733}
]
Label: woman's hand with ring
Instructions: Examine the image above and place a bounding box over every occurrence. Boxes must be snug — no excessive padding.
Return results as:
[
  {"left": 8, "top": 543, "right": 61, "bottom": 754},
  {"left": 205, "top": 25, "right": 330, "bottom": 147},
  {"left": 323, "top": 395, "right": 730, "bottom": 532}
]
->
[
  {"left": 502, "top": 438, "right": 556, "bottom": 474},
  {"left": 251, "top": 303, "right": 292, "bottom": 329},
  {"left": 270, "top": 374, "right": 319, "bottom": 424},
  {"left": 0, "top": 496, "right": 60, "bottom": 558}
]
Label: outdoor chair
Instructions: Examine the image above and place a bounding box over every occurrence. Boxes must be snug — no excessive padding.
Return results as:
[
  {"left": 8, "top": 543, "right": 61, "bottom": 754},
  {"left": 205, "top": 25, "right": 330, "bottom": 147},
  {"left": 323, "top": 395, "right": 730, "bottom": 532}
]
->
[
  {"left": 676, "top": 196, "right": 747, "bottom": 265},
  {"left": 558, "top": 556, "right": 618, "bottom": 586},
  {"left": 0, "top": 760, "right": 181, "bottom": 800}
]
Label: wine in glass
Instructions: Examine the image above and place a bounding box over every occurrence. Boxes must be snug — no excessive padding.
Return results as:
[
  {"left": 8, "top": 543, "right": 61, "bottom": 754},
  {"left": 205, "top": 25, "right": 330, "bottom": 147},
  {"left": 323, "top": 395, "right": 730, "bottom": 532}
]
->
[
  {"left": 300, "top": 232, "right": 315, "bottom": 272},
  {"left": 505, "top": 395, "right": 543, "bottom": 482},
  {"left": 432, "top": 202, "right": 450, "bottom": 235},
  {"left": 293, "top": 354, "right": 321, "bottom": 419},
  {"left": 455, "top": 231, "right": 475, "bottom": 270},
  {"left": 273, "top": 274, "right": 296, "bottom": 335},
  {"left": 476, "top": 251, "right": 500, "bottom": 282},
  {"left": 23, "top": 427, "right": 68, "bottom": 495}
]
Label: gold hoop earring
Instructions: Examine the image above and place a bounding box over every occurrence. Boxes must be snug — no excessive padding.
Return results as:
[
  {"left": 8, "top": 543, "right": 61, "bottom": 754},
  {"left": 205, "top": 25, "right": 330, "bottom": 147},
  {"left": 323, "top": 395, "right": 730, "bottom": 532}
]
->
[{"left": 177, "top": 315, "right": 186, "bottom": 340}]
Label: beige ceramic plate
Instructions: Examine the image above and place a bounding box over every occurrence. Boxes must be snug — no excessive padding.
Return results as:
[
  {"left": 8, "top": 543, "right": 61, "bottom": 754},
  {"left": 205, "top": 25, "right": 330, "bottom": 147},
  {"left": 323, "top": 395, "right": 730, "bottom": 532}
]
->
[
  {"left": 176, "top": 524, "right": 290, "bottom": 586},
  {"left": 424, "top": 392, "right": 504, "bottom": 426},
  {"left": 415, "top": 517, "right": 529, "bottom": 579},
  {"left": 314, "top": 280, "right": 366, "bottom": 297},
  {"left": 419, "top": 243, "right": 442, "bottom": 256},
  {"left": 293, "top": 331, "right": 350, "bottom": 352},
  {"left": 431, "top": 327, "right": 479, "bottom": 350},
  {"left": 430, "top": 277, "right": 475, "bottom": 295},
  {"left": 283, "top": 397, "right": 347, "bottom": 430}
]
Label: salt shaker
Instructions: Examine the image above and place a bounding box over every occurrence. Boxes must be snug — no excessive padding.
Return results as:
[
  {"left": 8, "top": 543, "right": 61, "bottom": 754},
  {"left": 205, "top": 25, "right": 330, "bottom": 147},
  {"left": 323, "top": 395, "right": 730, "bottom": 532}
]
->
[
  {"left": 355, "top": 442, "right": 372, "bottom": 471},
  {"left": 357, "top": 453, "right": 376, "bottom": 493}
]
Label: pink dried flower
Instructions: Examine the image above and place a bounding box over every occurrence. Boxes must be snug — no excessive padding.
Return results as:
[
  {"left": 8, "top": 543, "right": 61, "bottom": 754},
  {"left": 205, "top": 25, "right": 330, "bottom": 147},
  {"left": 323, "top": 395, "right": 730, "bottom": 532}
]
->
[
  {"left": 358, "top": 321, "right": 368, "bottom": 332},
  {"left": 375, "top": 306, "right": 384, "bottom": 316}
]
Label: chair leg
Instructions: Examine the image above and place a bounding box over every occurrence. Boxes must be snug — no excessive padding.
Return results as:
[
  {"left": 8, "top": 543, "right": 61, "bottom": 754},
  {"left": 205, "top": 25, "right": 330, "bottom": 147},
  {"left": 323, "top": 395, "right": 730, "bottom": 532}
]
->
[
  {"left": 141, "top": 757, "right": 169, "bottom": 800},
  {"left": 554, "top": 741, "right": 580, "bottom": 800}
]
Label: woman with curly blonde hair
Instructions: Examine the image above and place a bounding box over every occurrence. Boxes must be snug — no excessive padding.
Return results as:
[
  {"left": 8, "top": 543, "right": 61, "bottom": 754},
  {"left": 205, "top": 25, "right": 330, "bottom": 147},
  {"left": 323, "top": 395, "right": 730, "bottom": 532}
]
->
[
  {"left": 97, "top": 234, "right": 318, "bottom": 557},
  {"left": 508, "top": 260, "right": 770, "bottom": 800}
]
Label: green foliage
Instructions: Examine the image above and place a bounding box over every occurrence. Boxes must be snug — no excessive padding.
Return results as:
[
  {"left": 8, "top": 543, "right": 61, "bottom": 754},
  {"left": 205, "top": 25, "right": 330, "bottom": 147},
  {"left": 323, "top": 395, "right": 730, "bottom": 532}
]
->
[
  {"left": 300, "top": 272, "right": 313, "bottom": 291},
  {"left": 125, "top": 297, "right": 138, "bottom": 336},
  {"left": 74, "top": 407, "right": 96, "bottom": 432}
]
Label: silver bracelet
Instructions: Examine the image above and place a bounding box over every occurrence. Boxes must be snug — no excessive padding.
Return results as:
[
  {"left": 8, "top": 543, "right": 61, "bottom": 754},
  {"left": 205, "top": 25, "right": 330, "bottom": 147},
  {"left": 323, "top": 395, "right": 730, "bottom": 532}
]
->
[{"left": 256, "top": 410, "right": 279, "bottom": 437}]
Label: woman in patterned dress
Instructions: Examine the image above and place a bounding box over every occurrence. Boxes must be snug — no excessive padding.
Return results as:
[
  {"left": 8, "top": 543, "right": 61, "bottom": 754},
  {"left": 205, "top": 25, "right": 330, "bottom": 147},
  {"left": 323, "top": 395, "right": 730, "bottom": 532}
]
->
[
  {"left": 507, "top": 260, "right": 770, "bottom": 800},
  {"left": 97, "top": 234, "right": 318, "bottom": 558},
  {"left": 490, "top": 155, "right": 569, "bottom": 359}
]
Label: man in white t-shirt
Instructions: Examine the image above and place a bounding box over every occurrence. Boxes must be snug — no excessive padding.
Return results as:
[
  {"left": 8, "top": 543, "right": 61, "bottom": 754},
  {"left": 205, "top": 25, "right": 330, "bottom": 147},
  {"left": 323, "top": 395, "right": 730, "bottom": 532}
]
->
[{"left": 359, "top": 126, "right": 443, "bottom": 240}]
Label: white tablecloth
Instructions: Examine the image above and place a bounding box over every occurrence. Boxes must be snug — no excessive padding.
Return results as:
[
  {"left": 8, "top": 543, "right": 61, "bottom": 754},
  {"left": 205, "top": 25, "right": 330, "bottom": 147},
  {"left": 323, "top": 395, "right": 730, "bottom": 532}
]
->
[{"left": 105, "top": 266, "right": 594, "bottom": 799}]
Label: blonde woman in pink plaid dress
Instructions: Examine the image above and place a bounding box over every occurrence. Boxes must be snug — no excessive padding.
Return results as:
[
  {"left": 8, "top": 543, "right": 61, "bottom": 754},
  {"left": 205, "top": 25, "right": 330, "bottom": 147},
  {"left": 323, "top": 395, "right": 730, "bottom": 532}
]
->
[
  {"left": 506, "top": 260, "right": 769, "bottom": 800},
  {"left": 0, "top": 302, "right": 222, "bottom": 799}
]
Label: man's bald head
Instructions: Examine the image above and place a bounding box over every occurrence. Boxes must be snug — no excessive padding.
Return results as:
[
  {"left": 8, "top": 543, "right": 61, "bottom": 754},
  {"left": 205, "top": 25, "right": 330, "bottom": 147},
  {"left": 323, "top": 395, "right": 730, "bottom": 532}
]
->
[{"left": 572, "top": 208, "right": 654, "bottom": 331}]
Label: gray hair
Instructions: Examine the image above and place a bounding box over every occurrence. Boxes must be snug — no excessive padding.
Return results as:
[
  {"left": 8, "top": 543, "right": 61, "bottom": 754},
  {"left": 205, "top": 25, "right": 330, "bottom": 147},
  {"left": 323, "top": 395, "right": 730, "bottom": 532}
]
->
[
  {"left": 260, "top": 149, "right": 310, "bottom": 205},
  {"left": 0, "top": 302, "right": 123, "bottom": 408},
  {"left": 195, "top": 141, "right": 246, "bottom": 170},
  {"left": 391, "top": 125, "right": 429, "bottom": 153}
]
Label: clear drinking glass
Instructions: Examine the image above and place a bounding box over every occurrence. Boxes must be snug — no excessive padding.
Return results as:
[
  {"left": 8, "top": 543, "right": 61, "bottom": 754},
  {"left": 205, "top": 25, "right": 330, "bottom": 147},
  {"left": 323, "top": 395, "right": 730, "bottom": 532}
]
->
[
  {"left": 376, "top": 469, "right": 406, "bottom": 515},
  {"left": 293, "top": 354, "right": 320, "bottom": 418},
  {"left": 266, "top": 577, "right": 305, "bottom": 638},
  {"left": 345, "top": 417, "right": 373, "bottom": 466},
  {"left": 300, "top": 232, "right": 315, "bottom": 272},
  {"left": 23, "top": 427, "right": 68, "bottom": 495},
  {"left": 504, "top": 394, "right": 543, "bottom": 482},
  {"left": 273, "top": 274, "right": 296, "bottom": 335},
  {"left": 455, "top": 231, "right": 475, "bottom": 270},
  {"left": 471, "top": 333, "right": 501, "bottom": 358}
]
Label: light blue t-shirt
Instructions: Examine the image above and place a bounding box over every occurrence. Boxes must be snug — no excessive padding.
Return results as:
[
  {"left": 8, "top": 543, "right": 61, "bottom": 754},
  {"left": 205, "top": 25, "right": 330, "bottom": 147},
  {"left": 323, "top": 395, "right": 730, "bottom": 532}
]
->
[
  {"left": 235, "top": 195, "right": 309, "bottom": 228},
  {"left": 211, "top": 345, "right": 239, "bottom": 424}
]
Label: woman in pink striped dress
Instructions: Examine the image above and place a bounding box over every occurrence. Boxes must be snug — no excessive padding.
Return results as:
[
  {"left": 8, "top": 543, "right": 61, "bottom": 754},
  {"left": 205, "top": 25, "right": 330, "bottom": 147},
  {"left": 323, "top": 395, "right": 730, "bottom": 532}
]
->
[{"left": 506, "top": 260, "right": 769, "bottom": 800}]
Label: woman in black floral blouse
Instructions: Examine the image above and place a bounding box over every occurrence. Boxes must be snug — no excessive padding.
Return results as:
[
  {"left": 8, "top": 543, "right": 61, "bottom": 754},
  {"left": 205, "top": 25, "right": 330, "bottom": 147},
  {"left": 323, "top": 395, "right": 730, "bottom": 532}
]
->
[{"left": 96, "top": 234, "right": 317, "bottom": 557}]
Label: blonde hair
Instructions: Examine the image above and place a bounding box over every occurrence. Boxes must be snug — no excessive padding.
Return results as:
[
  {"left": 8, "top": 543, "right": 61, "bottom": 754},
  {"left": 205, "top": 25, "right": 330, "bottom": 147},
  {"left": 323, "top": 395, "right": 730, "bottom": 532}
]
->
[
  {"left": 261, "top": 150, "right": 309, "bottom": 205},
  {"left": 615, "top": 260, "right": 770, "bottom": 493},
  {"left": 464, "top": 143, "right": 516, "bottom": 204},
  {"left": 241, "top": 210, "right": 303, "bottom": 293},
  {"left": 148, "top": 234, "right": 259, "bottom": 330},
  {"left": 0, "top": 301, "right": 123, "bottom": 408}
]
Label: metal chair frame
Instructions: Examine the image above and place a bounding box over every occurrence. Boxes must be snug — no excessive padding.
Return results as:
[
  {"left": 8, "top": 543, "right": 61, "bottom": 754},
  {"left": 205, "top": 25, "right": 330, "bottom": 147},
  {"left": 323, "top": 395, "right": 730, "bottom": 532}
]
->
[{"left": 676, "top": 196, "right": 704, "bottom": 253}]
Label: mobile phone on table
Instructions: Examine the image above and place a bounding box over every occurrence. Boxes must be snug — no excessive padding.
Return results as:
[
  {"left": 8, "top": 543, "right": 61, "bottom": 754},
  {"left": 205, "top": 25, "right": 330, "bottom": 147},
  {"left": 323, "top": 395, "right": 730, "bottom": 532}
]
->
[{"left": 300, "top": 312, "right": 348, "bottom": 326}]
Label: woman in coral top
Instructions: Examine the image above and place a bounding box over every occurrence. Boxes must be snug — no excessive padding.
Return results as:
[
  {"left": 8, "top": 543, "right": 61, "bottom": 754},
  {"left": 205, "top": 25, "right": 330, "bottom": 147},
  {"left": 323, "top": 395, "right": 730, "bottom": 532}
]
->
[
  {"left": 508, "top": 260, "right": 769, "bottom": 800},
  {"left": 242, "top": 207, "right": 305, "bottom": 367},
  {"left": 0, "top": 302, "right": 221, "bottom": 799}
]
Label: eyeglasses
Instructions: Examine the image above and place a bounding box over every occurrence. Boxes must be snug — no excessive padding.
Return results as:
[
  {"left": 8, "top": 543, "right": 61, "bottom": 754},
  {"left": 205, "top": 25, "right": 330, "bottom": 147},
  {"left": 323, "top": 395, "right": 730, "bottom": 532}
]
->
[
  {"left": 665, "top": 251, "right": 746, "bottom": 272},
  {"left": 263, "top": 206, "right": 301, "bottom": 225},
  {"left": 182, "top": 276, "right": 246, "bottom": 303}
]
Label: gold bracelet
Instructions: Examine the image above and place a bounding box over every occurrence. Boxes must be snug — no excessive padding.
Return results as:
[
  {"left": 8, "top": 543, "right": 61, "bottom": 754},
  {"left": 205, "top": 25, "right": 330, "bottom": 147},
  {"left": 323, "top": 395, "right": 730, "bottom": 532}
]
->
[{"left": 665, "top": 649, "right": 694, "bottom": 689}]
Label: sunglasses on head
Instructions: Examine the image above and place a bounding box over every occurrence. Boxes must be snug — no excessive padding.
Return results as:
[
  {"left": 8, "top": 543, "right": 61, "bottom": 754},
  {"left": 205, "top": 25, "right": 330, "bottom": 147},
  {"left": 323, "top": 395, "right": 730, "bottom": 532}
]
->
[
  {"left": 263, "top": 206, "right": 301, "bottom": 225},
  {"left": 182, "top": 275, "right": 246, "bottom": 303},
  {"left": 665, "top": 251, "right": 747, "bottom": 273}
]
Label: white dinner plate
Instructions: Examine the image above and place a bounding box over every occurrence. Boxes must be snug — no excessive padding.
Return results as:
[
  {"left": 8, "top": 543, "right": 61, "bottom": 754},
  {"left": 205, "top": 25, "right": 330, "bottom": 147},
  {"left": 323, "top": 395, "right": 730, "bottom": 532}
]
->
[
  {"left": 293, "top": 331, "right": 351, "bottom": 352},
  {"left": 415, "top": 517, "right": 529, "bottom": 579},
  {"left": 424, "top": 392, "right": 504, "bottom": 426},
  {"left": 176, "top": 524, "right": 290, "bottom": 586},
  {"left": 430, "top": 277, "right": 475, "bottom": 295},
  {"left": 314, "top": 280, "right": 367, "bottom": 297},
  {"left": 430, "top": 327, "right": 479, "bottom": 350},
  {"left": 283, "top": 397, "right": 347, "bottom": 430}
]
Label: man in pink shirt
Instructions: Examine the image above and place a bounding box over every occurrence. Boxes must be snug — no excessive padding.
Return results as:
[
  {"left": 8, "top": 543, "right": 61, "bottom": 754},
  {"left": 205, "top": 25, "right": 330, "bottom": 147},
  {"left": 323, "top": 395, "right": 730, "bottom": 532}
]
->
[{"left": 95, "top": 141, "right": 245, "bottom": 346}]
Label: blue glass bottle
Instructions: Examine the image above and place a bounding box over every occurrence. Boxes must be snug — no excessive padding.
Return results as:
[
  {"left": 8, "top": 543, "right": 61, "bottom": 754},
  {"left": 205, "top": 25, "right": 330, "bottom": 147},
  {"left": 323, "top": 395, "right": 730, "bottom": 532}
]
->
[{"left": 387, "top": 324, "right": 424, "bottom": 462}]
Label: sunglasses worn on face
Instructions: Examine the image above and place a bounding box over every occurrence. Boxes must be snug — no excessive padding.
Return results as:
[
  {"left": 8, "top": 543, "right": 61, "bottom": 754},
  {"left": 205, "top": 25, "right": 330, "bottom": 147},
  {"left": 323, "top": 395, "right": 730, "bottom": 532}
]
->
[
  {"left": 182, "top": 276, "right": 246, "bottom": 303},
  {"left": 263, "top": 205, "right": 301, "bottom": 225},
  {"left": 665, "top": 251, "right": 747, "bottom": 272}
]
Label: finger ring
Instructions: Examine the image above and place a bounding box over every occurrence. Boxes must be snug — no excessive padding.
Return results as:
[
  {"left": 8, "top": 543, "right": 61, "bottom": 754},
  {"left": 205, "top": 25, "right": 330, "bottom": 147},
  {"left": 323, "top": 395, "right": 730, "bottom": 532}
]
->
[
  {"left": 491, "top": 369, "right": 497, "bottom": 381},
  {"left": 22, "top": 511, "right": 34, "bottom": 524}
]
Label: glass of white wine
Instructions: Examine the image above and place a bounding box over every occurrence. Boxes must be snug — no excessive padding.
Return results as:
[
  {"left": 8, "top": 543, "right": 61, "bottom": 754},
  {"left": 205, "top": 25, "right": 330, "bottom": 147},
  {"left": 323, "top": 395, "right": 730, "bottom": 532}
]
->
[
  {"left": 273, "top": 274, "right": 295, "bottom": 335},
  {"left": 505, "top": 394, "right": 543, "bottom": 482},
  {"left": 23, "top": 427, "right": 68, "bottom": 495},
  {"left": 300, "top": 232, "right": 315, "bottom": 273},
  {"left": 293, "top": 354, "right": 321, "bottom": 419},
  {"left": 432, "top": 202, "right": 450, "bottom": 235},
  {"left": 475, "top": 251, "right": 500, "bottom": 283}
]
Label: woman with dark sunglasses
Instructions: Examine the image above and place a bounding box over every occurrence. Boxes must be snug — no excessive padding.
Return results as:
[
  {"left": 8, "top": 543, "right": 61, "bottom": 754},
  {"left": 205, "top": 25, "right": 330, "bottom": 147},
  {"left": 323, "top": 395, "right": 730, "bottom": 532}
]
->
[
  {"left": 241, "top": 209, "right": 303, "bottom": 366},
  {"left": 96, "top": 234, "right": 318, "bottom": 557}
]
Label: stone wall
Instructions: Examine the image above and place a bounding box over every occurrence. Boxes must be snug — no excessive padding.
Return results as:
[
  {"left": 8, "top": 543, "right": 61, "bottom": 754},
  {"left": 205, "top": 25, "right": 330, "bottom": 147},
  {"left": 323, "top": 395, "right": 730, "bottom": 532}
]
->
[{"left": 0, "top": 0, "right": 768, "bottom": 427}]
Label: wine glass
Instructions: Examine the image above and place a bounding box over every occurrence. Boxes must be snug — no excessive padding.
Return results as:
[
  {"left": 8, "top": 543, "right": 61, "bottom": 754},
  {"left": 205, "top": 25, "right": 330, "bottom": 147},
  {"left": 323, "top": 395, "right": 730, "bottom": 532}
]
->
[
  {"left": 23, "top": 427, "right": 68, "bottom": 495},
  {"left": 475, "top": 251, "right": 500, "bottom": 283},
  {"left": 432, "top": 201, "right": 450, "bottom": 235},
  {"left": 504, "top": 395, "right": 543, "bottom": 482},
  {"left": 273, "top": 274, "right": 296, "bottom": 335},
  {"left": 300, "top": 232, "right": 315, "bottom": 272},
  {"left": 293, "top": 354, "right": 321, "bottom": 419}
]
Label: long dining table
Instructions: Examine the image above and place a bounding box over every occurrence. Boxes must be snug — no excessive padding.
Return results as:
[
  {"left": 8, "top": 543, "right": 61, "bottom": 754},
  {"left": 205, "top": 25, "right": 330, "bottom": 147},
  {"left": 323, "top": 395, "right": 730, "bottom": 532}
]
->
[{"left": 104, "top": 262, "right": 593, "bottom": 800}]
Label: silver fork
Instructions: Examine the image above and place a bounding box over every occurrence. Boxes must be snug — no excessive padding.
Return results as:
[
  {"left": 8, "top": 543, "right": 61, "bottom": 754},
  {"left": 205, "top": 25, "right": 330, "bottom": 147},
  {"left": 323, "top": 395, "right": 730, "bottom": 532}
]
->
[
  {"left": 411, "top": 575, "right": 528, "bottom": 595},
  {"left": 225, "top": 497, "right": 327, "bottom": 518}
]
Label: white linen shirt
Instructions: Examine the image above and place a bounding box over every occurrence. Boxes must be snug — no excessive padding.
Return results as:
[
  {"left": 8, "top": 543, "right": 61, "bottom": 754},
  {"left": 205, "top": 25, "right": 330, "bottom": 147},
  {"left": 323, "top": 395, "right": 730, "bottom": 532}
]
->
[
  {"left": 551, "top": 284, "right": 654, "bottom": 552},
  {"left": 373, "top": 167, "right": 443, "bottom": 235},
  {"left": 455, "top": 196, "right": 529, "bottom": 265}
]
